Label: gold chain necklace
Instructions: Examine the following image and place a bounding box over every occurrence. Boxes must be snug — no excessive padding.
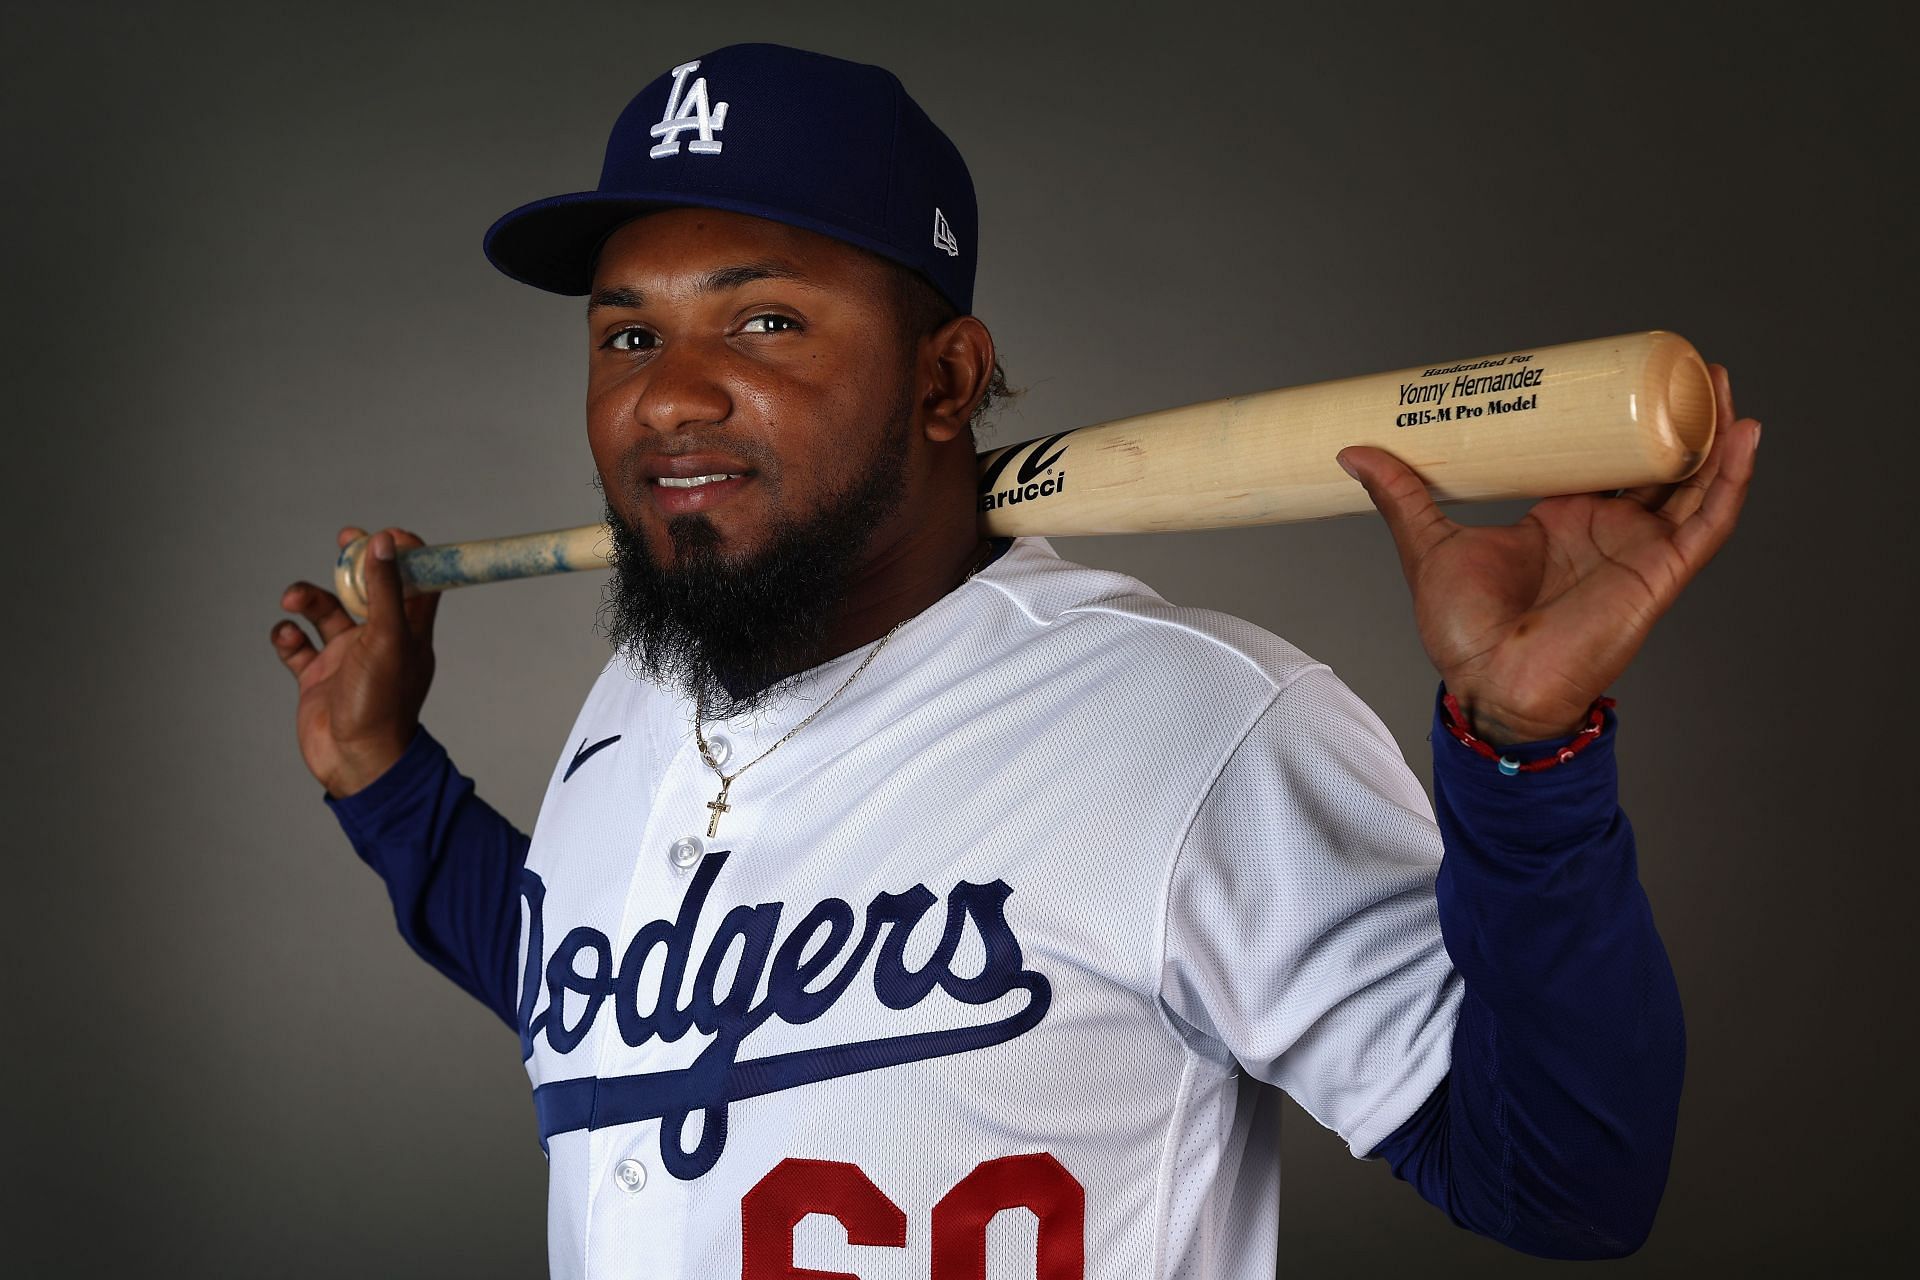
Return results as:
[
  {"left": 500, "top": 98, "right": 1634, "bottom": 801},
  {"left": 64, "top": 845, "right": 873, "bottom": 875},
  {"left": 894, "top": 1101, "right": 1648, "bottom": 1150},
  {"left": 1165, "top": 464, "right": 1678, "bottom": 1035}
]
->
[
  {"left": 694, "top": 619, "right": 905, "bottom": 838},
  {"left": 690, "top": 540, "right": 999, "bottom": 839}
]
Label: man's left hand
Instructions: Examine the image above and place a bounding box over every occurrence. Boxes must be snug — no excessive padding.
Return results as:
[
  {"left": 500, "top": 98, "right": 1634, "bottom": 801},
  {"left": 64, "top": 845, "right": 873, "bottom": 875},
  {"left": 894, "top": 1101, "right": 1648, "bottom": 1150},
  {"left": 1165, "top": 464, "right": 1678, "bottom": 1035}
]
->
[{"left": 1336, "top": 362, "right": 1760, "bottom": 747}]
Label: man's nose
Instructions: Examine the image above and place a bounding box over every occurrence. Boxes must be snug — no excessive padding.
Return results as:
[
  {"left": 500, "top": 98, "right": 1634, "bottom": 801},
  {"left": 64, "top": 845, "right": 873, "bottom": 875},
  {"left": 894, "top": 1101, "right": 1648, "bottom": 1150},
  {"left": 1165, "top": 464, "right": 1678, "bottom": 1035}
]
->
[{"left": 633, "top": 336, "right": 732, "bottom": 435}]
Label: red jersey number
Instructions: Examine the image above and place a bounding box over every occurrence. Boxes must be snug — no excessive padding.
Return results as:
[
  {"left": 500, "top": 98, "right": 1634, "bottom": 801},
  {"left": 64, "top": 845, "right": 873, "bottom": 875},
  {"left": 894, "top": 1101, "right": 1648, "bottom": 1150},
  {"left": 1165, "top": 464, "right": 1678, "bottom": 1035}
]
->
[{"left": 743, "top": 1153, "right": 1086, "bottom": 1279}]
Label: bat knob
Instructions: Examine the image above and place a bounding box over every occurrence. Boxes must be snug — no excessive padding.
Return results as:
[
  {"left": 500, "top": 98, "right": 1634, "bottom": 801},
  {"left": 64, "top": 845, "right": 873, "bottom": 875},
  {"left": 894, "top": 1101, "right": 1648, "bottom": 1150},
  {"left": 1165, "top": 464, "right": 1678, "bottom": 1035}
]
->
[{"left": 334, "top": 533, "right": 372, "bottom": 619}]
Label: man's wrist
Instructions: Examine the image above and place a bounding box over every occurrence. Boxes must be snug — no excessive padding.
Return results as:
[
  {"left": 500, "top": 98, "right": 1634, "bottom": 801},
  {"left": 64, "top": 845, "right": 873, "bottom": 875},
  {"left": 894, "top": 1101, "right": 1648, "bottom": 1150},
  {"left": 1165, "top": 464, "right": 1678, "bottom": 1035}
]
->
[
  {"left": 1448, "top": 694, "right": 1584, "bottom": 749},
  {"left": 1438, "top": 686, "right": 1614, "bottom": 776},
  {"left": 324, "top": 728, "right": 421, "bottom": 800}
]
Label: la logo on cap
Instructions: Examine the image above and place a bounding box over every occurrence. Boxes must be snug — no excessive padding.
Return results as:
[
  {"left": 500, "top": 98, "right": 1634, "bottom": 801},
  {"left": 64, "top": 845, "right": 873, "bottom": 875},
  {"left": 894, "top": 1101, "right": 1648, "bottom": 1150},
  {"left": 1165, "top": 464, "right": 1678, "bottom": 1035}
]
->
[{"left": 650, "top": 60, "right": 729, "bottom": 158}]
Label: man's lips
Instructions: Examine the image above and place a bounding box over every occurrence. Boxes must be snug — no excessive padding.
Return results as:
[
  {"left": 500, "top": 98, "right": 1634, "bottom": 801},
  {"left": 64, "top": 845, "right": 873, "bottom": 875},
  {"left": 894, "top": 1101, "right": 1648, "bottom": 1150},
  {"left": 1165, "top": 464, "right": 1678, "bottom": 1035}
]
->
[
  {"left": 639, "top": 455, "right": 755, "bottom": 517},
  {"left": 647, "top": 473, "right": 749, "bottom": 516}
]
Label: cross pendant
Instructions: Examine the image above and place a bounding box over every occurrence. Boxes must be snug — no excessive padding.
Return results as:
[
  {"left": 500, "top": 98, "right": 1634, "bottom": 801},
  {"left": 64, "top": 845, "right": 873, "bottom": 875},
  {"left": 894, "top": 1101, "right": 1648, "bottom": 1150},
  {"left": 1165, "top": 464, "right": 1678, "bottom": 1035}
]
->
[{"left": 705, "top": 782, "right": 732, "bottom": 838}]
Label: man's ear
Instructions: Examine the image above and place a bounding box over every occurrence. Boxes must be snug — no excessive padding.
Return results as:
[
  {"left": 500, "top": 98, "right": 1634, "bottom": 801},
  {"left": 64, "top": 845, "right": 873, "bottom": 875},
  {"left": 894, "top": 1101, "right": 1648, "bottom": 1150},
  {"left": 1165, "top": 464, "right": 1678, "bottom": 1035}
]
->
[{"left": 916, "top": 315, "right": 995, "bottom": 444}]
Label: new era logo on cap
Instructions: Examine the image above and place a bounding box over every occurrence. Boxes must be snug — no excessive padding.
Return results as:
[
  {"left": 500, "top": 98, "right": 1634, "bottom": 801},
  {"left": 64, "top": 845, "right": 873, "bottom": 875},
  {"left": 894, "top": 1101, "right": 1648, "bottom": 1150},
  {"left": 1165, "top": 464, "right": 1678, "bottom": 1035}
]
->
[{"left": 482, "top": 43, "right": 980, "bottom": 314}]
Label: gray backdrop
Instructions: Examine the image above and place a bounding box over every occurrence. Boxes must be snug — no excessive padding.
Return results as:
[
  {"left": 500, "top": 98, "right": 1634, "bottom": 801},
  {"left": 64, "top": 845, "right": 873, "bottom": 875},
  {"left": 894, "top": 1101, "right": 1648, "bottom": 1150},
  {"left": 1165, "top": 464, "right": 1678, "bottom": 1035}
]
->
[{"left": 7, "top": 1, "right": 1912, "bottom": 1274}]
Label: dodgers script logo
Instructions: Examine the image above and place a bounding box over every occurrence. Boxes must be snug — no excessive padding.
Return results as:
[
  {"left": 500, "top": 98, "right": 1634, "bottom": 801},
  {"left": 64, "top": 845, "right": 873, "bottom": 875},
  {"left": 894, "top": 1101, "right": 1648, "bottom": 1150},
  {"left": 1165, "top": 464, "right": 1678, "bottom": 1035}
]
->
[
  {"left": 516, "top": 852, "right": 1052, "bottom": 1180},
  {"left": 650, "top": 59, "right": 729, "bottom": 158}
]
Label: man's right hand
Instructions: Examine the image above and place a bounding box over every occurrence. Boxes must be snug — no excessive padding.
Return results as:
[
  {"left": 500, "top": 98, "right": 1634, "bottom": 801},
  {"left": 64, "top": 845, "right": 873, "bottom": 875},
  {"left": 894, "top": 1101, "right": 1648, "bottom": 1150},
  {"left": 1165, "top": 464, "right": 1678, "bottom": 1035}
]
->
[{"left": 273, "top": 525, "right": 441, "bottom": 799}]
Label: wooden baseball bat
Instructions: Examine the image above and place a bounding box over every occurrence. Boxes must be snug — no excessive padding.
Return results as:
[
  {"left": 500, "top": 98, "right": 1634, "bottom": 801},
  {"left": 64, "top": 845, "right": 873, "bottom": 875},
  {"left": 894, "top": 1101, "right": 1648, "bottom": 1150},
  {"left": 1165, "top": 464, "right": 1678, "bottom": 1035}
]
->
[{"left": 333, "top": 330, "right": 1714, "bottom": 617}]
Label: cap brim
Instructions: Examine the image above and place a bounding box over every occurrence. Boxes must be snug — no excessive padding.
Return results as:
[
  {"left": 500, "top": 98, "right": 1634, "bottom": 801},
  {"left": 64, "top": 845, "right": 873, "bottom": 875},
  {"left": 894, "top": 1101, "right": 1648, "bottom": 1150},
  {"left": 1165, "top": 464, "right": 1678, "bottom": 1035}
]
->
[
  {"left": 482, "top": 192, "right": 680, "bottom": 295},
  {"left": 484, "top": 189, "right": 930, "bottom": 297}
]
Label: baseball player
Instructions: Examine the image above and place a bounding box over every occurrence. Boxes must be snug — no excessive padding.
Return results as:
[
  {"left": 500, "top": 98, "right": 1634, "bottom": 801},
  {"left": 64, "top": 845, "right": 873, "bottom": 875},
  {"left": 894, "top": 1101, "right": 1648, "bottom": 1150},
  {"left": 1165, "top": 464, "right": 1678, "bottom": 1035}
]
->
[{"left": 271, "top": 43, "right": 1759, "bottom": 1278}]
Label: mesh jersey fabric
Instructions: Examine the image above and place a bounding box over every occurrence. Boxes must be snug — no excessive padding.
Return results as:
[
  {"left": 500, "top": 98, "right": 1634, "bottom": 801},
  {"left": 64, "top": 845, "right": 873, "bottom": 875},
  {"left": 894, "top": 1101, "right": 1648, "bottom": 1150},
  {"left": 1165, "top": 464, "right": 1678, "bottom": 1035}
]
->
[{"left": 448, "top": 535, "right": 1460, "bottom": 1278}]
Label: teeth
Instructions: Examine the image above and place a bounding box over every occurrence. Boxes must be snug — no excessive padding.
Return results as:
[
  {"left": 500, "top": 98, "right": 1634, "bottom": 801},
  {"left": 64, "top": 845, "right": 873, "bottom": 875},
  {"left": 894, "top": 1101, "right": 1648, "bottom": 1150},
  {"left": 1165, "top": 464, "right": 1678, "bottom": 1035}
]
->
[{"left": 656, "top": 474, "right": 740, "bottom": 489}]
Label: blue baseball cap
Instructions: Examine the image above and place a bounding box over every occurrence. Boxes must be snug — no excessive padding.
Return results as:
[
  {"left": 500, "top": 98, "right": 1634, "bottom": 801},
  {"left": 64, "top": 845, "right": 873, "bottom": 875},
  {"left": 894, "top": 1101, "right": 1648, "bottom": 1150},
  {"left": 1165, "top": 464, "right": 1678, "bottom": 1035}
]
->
[{"left": 483, "top": 42, "right": 979, "bottom": 313}]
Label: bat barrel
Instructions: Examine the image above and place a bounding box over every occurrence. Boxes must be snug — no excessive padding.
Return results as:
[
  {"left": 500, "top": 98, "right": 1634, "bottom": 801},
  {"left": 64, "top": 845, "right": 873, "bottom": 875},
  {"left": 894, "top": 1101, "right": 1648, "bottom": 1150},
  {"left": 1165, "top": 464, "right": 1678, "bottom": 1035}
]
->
[
  {"left": 974, "top": 330, "right": 1716, "bottom": 535},
  {"left": 1648, "top": 333, "right": 1717, "bottom": 464}
]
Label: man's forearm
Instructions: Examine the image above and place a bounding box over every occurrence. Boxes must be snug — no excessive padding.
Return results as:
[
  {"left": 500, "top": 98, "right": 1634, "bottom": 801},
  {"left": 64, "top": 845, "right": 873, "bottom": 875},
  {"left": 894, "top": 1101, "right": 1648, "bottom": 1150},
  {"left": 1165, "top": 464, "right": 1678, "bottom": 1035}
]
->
[
  {"left": 324, "top": 723, "right": 534, "bottom": 1031},
  {"left": 1371, "top": 685, "right": 1685, "bottom": 1259}
]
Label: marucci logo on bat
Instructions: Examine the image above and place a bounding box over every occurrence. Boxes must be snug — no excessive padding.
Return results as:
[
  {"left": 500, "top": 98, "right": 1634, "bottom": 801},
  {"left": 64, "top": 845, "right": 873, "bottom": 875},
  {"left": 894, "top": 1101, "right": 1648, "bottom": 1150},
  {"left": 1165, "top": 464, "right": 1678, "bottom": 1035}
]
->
[{"left": 978, "top": 431, "right": 1072, "bottom": 512}]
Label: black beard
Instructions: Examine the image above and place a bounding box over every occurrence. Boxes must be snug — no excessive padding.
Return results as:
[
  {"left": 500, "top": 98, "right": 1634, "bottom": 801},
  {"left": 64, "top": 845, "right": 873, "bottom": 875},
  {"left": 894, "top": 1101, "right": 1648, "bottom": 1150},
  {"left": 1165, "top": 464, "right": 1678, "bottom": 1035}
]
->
[{"left": 595, "top": 409, "right": 912, "bottom": 720}]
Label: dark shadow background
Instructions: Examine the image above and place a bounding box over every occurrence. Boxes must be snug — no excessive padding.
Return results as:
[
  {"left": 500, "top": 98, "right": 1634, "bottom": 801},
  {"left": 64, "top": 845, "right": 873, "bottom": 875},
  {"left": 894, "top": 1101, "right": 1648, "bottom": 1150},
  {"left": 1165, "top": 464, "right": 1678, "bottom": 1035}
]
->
[{"left": 6, "top": 1, "right": 1912, "bottom": 1274}]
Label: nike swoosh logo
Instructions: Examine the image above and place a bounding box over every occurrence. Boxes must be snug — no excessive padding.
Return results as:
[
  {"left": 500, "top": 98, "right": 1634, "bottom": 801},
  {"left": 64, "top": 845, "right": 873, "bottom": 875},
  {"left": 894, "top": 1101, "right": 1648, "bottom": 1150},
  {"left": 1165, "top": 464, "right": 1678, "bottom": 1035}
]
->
[{"left": 563, "top": 734, "right": 622, "bottom": 782}]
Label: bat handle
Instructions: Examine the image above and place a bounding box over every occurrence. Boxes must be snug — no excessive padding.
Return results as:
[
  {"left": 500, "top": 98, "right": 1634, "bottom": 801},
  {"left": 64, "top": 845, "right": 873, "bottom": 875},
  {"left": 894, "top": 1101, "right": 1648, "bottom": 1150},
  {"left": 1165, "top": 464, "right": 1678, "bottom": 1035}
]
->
[
  {"left": 333, "top": 533, "right": 397, "bottom": 619},
  {"left": 332, "top": 524, "right": 614, "bottom": 619}
]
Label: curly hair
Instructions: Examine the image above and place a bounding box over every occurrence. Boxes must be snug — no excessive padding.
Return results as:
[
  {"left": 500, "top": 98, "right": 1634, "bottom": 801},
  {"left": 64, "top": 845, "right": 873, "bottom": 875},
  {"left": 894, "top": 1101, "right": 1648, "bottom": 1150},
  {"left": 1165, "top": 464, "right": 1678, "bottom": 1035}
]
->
[{"left": 887, "top": 263, "right": 1018, "bottom": 444}]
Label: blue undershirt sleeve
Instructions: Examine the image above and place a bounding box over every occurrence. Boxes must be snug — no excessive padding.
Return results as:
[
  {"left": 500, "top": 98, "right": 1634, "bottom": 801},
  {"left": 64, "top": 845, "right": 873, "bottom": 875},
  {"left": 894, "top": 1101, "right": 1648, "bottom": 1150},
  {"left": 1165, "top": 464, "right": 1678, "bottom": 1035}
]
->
[
  {"left": 1366, "top": 684, "right": 1685, "bottom": 1259},
  {"left": 322, "top": 724, "right": 532, "bottom": 1033}
]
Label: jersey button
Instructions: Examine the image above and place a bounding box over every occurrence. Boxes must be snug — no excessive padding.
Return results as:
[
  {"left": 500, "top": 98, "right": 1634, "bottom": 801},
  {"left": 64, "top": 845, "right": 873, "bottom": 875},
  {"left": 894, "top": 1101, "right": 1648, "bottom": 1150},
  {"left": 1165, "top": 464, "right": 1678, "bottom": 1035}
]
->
[
  {"left": 613, "top": 1159, "right": 647, "bottom": 1193},
  {"left": 704, "top": 734, "right": 732, "bottom": 767},
  {"left": 669, "top": 835, "right": 706, "bottom": 870}
]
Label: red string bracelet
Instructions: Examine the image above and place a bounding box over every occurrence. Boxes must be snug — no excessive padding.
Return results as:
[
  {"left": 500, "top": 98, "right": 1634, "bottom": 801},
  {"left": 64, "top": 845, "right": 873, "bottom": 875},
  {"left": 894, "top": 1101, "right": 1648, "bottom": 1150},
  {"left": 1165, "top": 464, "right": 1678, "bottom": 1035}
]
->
[{"left": 1441, "top": 692, "right": 1615, "bottom": 775}]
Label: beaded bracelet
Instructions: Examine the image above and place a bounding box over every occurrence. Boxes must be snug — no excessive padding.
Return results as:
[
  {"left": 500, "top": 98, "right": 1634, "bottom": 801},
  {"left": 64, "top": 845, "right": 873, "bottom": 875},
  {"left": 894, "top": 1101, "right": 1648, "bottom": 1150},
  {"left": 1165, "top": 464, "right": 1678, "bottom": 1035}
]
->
[{"left": 1440, "top": 692, "right": 1616, "bottom": 775}]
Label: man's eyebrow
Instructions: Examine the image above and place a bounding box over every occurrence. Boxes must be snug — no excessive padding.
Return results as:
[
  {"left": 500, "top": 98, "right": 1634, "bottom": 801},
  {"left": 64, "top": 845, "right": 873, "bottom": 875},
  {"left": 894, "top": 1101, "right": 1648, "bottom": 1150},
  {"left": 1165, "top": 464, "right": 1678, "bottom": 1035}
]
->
[{"left": 587, "top": 260, "right": 811, "bottom": 312}]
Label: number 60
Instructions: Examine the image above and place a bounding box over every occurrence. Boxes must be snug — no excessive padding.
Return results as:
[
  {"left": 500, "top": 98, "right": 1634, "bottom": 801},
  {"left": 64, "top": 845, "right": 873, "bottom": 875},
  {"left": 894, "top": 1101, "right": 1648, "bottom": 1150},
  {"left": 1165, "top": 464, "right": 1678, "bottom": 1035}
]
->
[{"left": 743, "top": 1153, "right": 1085, "bottom": 1278}]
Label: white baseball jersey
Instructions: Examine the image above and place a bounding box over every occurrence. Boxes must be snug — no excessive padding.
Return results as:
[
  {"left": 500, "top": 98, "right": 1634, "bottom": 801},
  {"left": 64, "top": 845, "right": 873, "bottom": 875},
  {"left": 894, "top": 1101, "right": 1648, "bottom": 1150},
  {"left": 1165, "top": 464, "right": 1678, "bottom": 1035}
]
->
[{"left": 514, "top": 534, "right": 1463, "bottom": 1278}]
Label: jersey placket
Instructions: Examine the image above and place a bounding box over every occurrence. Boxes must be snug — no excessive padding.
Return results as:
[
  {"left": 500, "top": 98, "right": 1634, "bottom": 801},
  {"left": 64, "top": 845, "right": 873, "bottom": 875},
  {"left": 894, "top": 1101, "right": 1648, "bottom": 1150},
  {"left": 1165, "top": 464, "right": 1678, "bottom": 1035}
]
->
[
  {"left": 579, "top": 720, "right": 777, "bottom": 1276},
  {"left": 574, "top": 731, "right": 708, "bottom": 1277}
]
